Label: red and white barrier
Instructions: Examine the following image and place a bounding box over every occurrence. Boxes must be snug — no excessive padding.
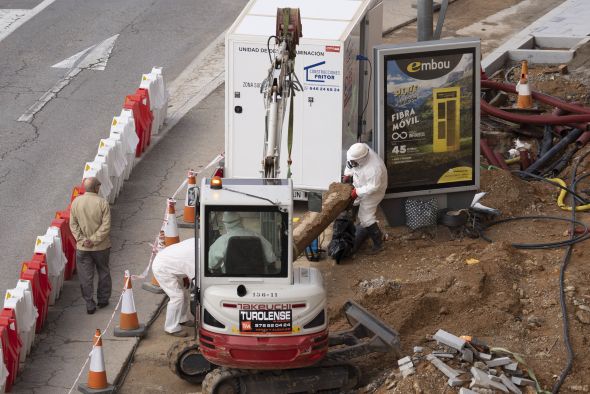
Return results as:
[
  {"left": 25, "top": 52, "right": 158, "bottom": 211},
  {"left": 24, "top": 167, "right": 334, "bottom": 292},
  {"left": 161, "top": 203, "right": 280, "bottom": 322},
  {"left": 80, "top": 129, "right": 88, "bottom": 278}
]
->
[
  {"left": 0, "top": 346, "right": 7, "bottom": 393},
  {"left": 34, "top": 235, "right": 65, "bottom": 306},
  {"left": 1, "top": 67, "right": 171, "bottom": 391},
  {"left": 14, "top": 280, "right": 37, "bottom": 357}
]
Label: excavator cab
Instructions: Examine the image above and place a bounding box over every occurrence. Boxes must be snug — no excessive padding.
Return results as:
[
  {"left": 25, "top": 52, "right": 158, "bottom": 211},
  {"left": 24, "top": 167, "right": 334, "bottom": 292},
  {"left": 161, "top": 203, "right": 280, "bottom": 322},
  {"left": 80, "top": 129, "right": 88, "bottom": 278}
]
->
[{"left": 196, "top": 177, "right": 329, "bottom": 370}]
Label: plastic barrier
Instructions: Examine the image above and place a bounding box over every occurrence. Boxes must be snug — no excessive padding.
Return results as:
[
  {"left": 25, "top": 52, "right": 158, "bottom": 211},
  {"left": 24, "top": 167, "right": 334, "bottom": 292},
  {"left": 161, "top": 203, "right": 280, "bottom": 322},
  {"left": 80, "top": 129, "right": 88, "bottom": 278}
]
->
[
  {"left": 34, "top": 234, "right": 66, "bottom": 305},
  {"left": 18, "top": 268, "right": 45, "bottom": 333},
  {"left": 0, "top": 327, "right": 14, "bottom": 392},
  {"left": 3, "top": 290, "right": 28, "bottom": 365},
  {"left": 110, "top": 112, "right": 139, "bottom": 180},
  {"left": 0, "top": 309, "right": 22, "bottom": 379},
  {"left": 122, "top": 97, "right": 146, "bottom": 157},
  {"left": 46, "top": 226, "right": 69, "bottom": 284},
  {"left": 0, "top": 346, "right": 8, "bottom": 393},
  {"left": 139, "top": 74, "right": 159, "bottom": 134},
  {"left": 92, "top": 154, "right": 116, "bottom": 203},
  {"left": 14, "top": 280, "right": 37, "bottom": 356},
  {"left": 98, "top": 139, "right": 127, "bottom": 204},
  {"left": 135, "top": 88, "right": 153, "bottom": 148},
  {"left": 51, "top": 217, "right": 76, "bottom": 280},
  {"left": 151, "top": 67, "right": 168, "bottom": 128},
  {"left": 22, "top": 260, "right": 51, "bottom": 332},
  {"left": 70, "top": 183, "right": 85, "bottom": 203},
  {"left": 83, "top": 161, "right": 112, "bottom": 201}
]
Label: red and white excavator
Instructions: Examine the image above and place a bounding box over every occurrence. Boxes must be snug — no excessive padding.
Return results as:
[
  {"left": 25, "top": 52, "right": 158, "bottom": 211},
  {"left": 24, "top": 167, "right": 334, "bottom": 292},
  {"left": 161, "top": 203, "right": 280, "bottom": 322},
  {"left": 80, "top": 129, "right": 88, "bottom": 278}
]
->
[{"left": 168, "top": 8, "right": 400, "bottom": 393}]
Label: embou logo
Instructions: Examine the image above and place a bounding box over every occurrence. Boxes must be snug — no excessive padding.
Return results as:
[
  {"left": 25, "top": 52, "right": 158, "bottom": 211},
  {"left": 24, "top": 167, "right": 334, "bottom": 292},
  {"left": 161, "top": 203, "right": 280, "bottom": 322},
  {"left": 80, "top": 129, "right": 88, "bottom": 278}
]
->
[{"left": 406, "top": 59, "right": 451, "bottom": 73}]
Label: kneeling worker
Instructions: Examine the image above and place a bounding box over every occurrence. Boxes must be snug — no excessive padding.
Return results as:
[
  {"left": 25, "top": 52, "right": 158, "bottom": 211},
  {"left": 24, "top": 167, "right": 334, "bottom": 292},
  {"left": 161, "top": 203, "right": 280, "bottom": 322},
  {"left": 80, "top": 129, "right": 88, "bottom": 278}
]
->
[
  {"left": 152, "top": 238, "right": 195, "bottom": 337},
  {"left": 343, "top": 143, "right": 388, "bottom": 253}
]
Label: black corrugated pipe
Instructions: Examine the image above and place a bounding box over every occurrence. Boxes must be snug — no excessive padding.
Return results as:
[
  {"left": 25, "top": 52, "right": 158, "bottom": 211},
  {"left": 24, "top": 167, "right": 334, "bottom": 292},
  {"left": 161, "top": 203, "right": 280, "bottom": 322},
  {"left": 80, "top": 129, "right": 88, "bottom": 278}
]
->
[
  {"left": 539, "top": 125, "right": 554, "bottom": 158},
  {"left": 523, "top": 128, "right": 584, "bottom": 175},
  {"left": 549, "top": 145, "right": 578, "bottom": 177}
]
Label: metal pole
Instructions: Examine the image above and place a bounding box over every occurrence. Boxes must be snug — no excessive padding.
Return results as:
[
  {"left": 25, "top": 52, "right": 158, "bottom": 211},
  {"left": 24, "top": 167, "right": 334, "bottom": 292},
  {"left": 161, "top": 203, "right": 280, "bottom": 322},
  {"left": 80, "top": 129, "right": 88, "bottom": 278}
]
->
[{"left": 417, "top": 0, "right": 433, "bottom": 41}]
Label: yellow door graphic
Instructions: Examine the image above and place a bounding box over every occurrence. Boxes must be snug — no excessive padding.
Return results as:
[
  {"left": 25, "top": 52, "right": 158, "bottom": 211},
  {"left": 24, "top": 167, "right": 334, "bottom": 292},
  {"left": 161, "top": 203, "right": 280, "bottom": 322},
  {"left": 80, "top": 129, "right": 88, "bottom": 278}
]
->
[{"left": 432, "top": 87, "right": 461, "bottom": 153}]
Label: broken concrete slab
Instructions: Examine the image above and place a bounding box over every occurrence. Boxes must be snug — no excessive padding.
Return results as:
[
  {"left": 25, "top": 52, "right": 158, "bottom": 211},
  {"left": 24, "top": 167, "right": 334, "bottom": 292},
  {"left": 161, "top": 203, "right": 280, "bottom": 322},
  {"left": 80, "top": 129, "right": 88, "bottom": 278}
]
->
[
  {"left": 504, "top": 362, "right": 518, "bottom": 372},
  {"left": 427, "top": 354, "right": 463, "bottom": 379},
  {"left": 459, "top": 389, "right": 479, "bottom": 394},
  {"left": 402, "top": 367, "right": 416, "bottom": 378},
  {"left": 398, "top": 356, "right": 412, "bottom": 366},
  {"left": 462, "top": 349, "right": 474, "bottom": 363},
  {"left": 448, "top": 376, "right": 469, "bottom": 387},
  {"left": 486, "top": 357, "right": 513, "bottom": 367},
  {"left": 413, "top": 346, "right": 424, "bottom": 353},
  {"left": 500, "top": 374, "right": 523, "bottom": 394},
  {"left": 433, "top": 353, "right": 455, "bottom": 359},
  {"left": 433, "top": 329, "right": 467, "bottom": 351},
  {"left": 511, "top": 377, "right": 536, "bottom": 387},
  {"left": 470, "top": 367, "right": 509, "bottom": 393},
  {"left": 477, "top": 352, "right": 492, "bottom": 361}
]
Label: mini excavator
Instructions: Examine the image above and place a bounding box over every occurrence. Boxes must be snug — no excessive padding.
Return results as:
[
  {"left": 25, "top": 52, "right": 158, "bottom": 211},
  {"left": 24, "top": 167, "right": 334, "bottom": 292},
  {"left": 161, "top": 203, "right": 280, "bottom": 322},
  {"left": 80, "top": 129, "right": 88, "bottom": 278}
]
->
[{"left": 168, "top": 8, "right": 401, "bottom": 393}]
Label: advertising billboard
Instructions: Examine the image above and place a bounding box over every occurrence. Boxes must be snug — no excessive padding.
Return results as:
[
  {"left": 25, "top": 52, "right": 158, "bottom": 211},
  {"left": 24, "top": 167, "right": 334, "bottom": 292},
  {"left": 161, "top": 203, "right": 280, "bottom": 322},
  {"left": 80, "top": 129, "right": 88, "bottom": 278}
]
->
[{"left": 374, "top": 38, "right": 480, "bottom": 197}]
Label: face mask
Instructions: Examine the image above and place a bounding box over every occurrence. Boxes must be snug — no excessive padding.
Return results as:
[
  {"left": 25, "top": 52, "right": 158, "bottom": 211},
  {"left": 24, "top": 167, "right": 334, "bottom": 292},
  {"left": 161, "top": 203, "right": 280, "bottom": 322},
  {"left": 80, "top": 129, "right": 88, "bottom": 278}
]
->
[{"left": 347, "top": 160, "right": 359, "bottom": 169}]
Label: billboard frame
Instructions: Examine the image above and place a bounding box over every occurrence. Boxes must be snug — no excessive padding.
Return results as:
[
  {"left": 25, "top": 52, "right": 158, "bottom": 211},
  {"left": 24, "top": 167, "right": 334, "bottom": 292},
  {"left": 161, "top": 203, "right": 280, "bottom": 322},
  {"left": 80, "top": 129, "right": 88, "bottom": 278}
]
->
[{"left": 374, "top": 37, "right": 481, "bottom": 199}]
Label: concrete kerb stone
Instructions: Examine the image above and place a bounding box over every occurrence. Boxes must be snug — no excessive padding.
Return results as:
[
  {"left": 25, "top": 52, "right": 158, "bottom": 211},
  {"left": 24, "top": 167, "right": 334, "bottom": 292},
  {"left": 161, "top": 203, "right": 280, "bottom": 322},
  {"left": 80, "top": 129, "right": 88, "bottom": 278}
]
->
[
  {"left": 470, "top": 367, "right": 509, "bottom": 393},
  {"left": 77, "top": 383, "right": 115, "bottom": 394},
  {"left": 433, "top": 329, "right": 466, "bottom": 351},
  {"left": 486, "top": 357, "right": 512, "bottom": 367},
  {"left": 426, "top": 354, "right": 463, "bottom": 379},
  {"left": 113, "top": 323, "right": 147, "bottom": 338},
  {"left": 511, "top": 376, "right": 536, "bottom": 387},
  {"left": 500, "top": 373, "right": 523, "bottom": 394}
]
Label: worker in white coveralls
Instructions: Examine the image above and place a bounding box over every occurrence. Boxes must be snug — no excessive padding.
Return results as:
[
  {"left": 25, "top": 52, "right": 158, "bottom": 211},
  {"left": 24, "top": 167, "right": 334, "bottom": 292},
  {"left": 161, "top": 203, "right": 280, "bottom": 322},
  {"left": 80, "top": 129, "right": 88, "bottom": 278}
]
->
[
  {"left": 343, "top": 143, "right": 388, "bottom": 254},
  {"left": 208, "top": 212, "right": 277, "bottom": 273},
  {"left": 152, "top": 238, "right": 196, "bottom": 337}
]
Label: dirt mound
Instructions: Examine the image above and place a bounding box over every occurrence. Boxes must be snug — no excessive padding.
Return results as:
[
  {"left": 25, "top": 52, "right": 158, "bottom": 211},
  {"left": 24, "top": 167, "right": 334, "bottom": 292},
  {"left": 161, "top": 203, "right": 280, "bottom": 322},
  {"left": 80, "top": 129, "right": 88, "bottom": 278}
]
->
[{"left": 479, "top": 169, "right": 545, "bottom": 216}]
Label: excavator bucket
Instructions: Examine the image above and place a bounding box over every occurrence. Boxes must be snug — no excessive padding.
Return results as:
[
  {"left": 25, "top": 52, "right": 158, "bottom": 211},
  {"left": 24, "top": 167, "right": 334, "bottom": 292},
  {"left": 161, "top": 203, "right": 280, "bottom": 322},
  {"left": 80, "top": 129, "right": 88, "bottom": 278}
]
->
[{"left": 327, "top": 299, "right": 401, "bottom": 361}]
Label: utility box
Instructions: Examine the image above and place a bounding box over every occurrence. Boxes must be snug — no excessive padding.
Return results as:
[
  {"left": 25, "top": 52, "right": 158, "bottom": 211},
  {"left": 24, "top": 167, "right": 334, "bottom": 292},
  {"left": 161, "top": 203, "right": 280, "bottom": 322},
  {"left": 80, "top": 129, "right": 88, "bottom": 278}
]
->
[{"left": 225, "top": 0, "right": 383, "bottom": 198}]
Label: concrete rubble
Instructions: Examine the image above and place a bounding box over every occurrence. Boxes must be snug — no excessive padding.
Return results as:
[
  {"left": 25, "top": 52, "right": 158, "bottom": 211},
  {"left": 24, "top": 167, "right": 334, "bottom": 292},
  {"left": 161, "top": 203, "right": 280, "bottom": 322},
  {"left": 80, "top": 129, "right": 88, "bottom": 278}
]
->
[{"left": 392, "top": 328, "right": 540, "bottom": 393}]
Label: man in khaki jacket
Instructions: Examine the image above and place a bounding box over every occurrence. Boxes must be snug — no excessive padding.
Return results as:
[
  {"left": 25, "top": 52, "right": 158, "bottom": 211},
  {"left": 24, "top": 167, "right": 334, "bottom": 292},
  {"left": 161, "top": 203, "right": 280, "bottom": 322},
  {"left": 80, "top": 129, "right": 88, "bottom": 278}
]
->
[{"left": 70, "top": 177, "right": 112, "bottom": 314}]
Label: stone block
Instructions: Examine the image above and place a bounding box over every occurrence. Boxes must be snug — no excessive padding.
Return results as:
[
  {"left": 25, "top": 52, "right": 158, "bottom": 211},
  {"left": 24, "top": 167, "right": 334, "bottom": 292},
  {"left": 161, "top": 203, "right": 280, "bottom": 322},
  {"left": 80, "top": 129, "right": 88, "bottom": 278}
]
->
[{"left": 433, "top": 329, "right": 466, "bottom": 351}]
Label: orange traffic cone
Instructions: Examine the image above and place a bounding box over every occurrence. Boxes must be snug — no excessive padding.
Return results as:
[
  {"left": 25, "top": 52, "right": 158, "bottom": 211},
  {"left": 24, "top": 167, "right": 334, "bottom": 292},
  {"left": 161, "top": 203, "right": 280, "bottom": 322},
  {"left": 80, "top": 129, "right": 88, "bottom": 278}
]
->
[
  {"left": 114, "top": 271, "right": 146, "bottom": 337},
  {"left": 515, "top": 60, "right": 533, "bottom": 109},
  {"left": 183, "top": 170, "right": 197, "bottom": 223},
  {"left": 142, "top": 231, "right": 166, "bottom": 294},
  {"left": 78, "top": 329, "right": 114, "bottom": 393},
  {"left": 164, "top": 199, "right": 180, "bottom": 246}
]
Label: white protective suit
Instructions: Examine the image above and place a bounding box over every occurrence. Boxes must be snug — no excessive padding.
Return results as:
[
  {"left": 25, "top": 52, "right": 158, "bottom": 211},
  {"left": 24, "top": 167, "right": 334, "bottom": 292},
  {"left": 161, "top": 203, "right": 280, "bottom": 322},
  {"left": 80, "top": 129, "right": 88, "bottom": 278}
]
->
[
  {"left": 152, "top": 238, "right": 195, "bottom": 333},
  {"left": 344, "top": 145, "right": 388, "bottom": 228},
  {"left": 208, "top": 213, "right": 276, "bottom": 273}
]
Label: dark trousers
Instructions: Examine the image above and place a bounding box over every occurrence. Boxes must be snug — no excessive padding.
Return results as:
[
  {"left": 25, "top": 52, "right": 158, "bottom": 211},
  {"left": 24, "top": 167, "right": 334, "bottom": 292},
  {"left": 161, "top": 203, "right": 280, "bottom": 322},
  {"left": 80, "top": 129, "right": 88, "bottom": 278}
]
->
[{"left": 76, "top": 248, "right": 112, "bottom": 309}]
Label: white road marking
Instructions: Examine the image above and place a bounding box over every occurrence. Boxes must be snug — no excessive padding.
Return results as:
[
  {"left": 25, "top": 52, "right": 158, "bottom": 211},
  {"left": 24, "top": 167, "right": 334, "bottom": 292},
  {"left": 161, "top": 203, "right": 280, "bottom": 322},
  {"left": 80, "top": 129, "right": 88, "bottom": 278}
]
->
[
  {"left": 18, "top": 34, "right": 119, "bottom": 123},
  {"left": 0, "top": 0, "right": 57, "bottom": 43}
]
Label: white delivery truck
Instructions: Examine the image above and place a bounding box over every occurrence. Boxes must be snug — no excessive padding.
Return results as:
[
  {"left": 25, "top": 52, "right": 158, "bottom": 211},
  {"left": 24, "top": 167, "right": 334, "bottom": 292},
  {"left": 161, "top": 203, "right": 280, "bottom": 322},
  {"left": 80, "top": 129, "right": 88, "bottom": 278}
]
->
[{"left": 225, "top": 0, "right": 383, "bottom": 199}]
